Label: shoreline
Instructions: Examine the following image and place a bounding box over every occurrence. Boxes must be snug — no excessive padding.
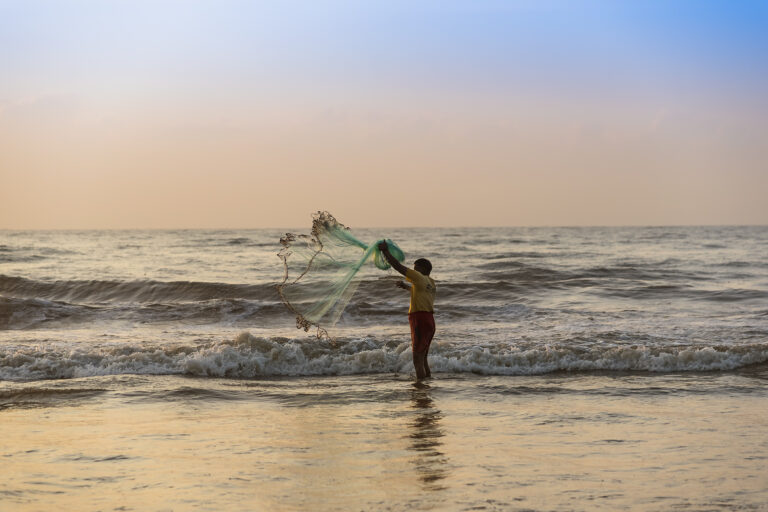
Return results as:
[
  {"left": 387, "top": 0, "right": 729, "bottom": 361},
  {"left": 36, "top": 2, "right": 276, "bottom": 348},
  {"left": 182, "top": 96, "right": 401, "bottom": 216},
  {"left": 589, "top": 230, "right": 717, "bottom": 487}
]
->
[{"left": 2, "top": 371, "right": 767, "bottom": 511}]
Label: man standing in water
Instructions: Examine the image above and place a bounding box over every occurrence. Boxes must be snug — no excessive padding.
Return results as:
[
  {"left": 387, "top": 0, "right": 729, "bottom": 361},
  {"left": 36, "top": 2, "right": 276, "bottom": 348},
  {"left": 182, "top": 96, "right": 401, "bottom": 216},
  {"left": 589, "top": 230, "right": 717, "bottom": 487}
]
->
[{"left": 378, "top": 241, "right": 436, "bottom": 380}]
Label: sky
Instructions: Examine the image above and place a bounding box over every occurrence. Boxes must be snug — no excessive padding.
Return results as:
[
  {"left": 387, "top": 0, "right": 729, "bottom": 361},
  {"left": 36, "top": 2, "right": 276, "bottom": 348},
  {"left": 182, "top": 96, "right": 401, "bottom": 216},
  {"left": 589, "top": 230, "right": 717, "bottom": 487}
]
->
[{"left": 1, "top": 0, "right": 767, "bottom": 229}]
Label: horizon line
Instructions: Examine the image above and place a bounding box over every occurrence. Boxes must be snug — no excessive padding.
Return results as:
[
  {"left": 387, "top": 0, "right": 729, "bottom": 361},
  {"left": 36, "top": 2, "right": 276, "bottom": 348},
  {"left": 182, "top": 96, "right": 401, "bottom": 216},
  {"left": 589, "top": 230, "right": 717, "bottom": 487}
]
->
[{"left": 2, "top": 223, "right": 767, "bottom": 232}]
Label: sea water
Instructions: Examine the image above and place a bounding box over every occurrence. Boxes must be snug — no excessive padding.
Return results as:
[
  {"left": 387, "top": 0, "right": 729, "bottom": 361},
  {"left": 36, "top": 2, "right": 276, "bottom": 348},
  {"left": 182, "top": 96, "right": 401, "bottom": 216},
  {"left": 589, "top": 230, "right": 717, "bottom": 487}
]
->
[{"left": 1, "top": 226, "right": 767, "bottom": 510}]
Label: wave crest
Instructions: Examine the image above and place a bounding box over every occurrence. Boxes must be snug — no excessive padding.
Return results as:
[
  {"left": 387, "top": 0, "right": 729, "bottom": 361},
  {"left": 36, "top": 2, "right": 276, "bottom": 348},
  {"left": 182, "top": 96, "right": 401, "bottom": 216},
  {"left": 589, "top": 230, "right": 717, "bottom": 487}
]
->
[
  {"left": 0, "top": 275, "right": 276, "bottom": 303},
  {"left": 2, "top": 334, "right": 766, "bottom": 381}
]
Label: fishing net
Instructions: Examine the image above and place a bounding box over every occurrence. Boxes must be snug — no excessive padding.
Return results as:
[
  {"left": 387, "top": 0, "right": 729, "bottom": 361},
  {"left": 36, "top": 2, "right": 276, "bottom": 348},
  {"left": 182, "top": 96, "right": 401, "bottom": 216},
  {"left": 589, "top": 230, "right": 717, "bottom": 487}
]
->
[{"left": 277, "top": 211, "right": 405, "bottom": 338}]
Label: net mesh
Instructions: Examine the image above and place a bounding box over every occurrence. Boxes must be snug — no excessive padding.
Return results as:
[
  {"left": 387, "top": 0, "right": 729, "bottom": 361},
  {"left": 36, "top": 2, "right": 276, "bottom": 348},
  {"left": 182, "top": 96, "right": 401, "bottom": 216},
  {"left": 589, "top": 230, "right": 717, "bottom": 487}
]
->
[{"left": 277, "top": 211, "right": 405, "bottom": 338}]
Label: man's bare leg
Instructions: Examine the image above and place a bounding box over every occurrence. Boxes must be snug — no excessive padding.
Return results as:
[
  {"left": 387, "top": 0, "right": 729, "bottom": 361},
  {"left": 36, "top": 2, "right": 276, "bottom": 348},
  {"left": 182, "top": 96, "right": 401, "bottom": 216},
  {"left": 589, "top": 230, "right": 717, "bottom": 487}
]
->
[
  {"left": 413, "top": 351, "right": 427, "bottom": 380},
  {"left": 423, "top": 349, "right": 431, "bottom": 378}
]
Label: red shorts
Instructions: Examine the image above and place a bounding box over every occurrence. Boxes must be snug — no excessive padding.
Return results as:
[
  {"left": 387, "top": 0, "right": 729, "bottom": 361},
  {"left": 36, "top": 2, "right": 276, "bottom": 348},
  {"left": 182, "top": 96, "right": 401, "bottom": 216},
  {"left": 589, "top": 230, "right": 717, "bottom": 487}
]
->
[{"left": 408, "top": 311, "right": 435, "bottom": 354}]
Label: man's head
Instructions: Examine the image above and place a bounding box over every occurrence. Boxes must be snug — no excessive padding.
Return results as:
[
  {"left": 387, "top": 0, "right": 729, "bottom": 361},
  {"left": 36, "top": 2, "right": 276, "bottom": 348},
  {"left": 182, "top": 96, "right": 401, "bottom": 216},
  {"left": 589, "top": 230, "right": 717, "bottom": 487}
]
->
[{"left": 414, "top": 258, "right": 432, "bottom": 276}]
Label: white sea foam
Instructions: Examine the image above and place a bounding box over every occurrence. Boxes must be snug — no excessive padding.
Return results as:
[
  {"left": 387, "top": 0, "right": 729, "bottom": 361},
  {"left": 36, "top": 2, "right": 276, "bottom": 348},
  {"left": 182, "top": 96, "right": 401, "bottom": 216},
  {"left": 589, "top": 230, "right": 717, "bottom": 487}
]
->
[{"left": 1, "top": 333, "right": 766, "bottom": 381}]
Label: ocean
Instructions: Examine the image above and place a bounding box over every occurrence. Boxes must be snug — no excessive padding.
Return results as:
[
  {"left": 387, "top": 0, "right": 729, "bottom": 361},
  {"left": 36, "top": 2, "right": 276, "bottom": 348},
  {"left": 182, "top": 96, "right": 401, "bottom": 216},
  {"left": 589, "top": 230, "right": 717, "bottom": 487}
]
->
[{"left": 1, "top": 225, "right": 767, "bottom": 511}]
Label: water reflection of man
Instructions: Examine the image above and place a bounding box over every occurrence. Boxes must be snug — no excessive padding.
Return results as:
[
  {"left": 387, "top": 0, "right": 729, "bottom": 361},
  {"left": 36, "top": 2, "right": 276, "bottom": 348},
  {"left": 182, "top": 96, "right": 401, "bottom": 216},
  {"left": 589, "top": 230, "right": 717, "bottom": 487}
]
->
[{"left": 408, "top": 382, "right": 448, "bottom": 490}]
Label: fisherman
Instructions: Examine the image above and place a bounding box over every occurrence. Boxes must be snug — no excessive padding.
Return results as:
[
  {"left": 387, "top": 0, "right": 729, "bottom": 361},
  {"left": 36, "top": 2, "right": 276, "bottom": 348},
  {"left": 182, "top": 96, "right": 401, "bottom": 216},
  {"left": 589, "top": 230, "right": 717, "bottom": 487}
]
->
[{"left": 378, "top": 241, "right": 436, "bottom": 380}]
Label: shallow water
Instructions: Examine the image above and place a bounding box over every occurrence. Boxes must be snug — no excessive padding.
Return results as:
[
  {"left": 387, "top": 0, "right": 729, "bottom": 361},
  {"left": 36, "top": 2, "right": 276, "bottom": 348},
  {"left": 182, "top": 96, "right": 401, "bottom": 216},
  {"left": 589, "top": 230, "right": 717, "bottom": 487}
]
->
[{"left": 2, "top": 371, "right": 768, "bottom": 511}]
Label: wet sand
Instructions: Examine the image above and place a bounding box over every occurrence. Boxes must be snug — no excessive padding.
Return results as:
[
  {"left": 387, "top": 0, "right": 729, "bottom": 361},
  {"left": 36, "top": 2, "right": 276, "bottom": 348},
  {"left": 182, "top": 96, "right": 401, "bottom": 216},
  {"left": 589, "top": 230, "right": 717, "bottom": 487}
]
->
[{"left": 2, "top": 371, "right": 767, "bottom": 511}]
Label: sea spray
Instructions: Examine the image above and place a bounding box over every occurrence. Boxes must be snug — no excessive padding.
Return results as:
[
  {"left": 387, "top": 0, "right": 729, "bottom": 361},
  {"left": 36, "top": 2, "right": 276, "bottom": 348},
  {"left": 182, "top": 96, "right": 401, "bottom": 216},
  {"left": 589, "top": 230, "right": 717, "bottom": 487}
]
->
[{"left": 2, "top": 334, "right": 766, "bottom": 381}]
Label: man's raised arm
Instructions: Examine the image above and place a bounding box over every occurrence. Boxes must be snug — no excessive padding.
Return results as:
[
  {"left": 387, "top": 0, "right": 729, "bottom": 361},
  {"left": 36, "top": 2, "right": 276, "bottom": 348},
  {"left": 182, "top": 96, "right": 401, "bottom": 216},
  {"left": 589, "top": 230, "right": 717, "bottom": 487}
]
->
[{"left": 377, "top": 241, "right": 408, "bottom": 277}]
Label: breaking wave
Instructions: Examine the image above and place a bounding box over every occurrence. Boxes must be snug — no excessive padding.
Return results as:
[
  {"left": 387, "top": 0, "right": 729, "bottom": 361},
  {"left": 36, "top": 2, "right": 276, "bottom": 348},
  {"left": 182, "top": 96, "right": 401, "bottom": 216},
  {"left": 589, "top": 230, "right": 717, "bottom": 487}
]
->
[{"left": 2, "top": 333, "right": 766, "bottom": 381}]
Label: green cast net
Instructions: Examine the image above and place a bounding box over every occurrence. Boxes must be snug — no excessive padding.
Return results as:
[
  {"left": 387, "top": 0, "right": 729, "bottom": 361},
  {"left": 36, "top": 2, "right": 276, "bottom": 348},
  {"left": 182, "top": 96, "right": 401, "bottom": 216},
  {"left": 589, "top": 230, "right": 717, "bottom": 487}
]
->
[{"left": 277, "top": 211, "right": 405, "bottom": 338}]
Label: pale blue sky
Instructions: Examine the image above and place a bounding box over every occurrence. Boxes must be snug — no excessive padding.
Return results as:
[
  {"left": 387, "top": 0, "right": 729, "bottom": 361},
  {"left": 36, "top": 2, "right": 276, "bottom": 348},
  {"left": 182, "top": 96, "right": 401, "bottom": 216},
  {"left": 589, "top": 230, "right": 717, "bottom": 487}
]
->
[{"left": 2, "top": 0, "right": 767, "bottom": 228}]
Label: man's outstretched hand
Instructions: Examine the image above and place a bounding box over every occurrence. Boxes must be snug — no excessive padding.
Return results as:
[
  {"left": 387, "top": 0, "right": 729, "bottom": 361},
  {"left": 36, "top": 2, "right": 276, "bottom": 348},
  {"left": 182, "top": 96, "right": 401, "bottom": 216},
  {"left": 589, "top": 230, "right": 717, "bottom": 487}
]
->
[{"left": 377, "top": 239, "right": 407, "bottom": 277}]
